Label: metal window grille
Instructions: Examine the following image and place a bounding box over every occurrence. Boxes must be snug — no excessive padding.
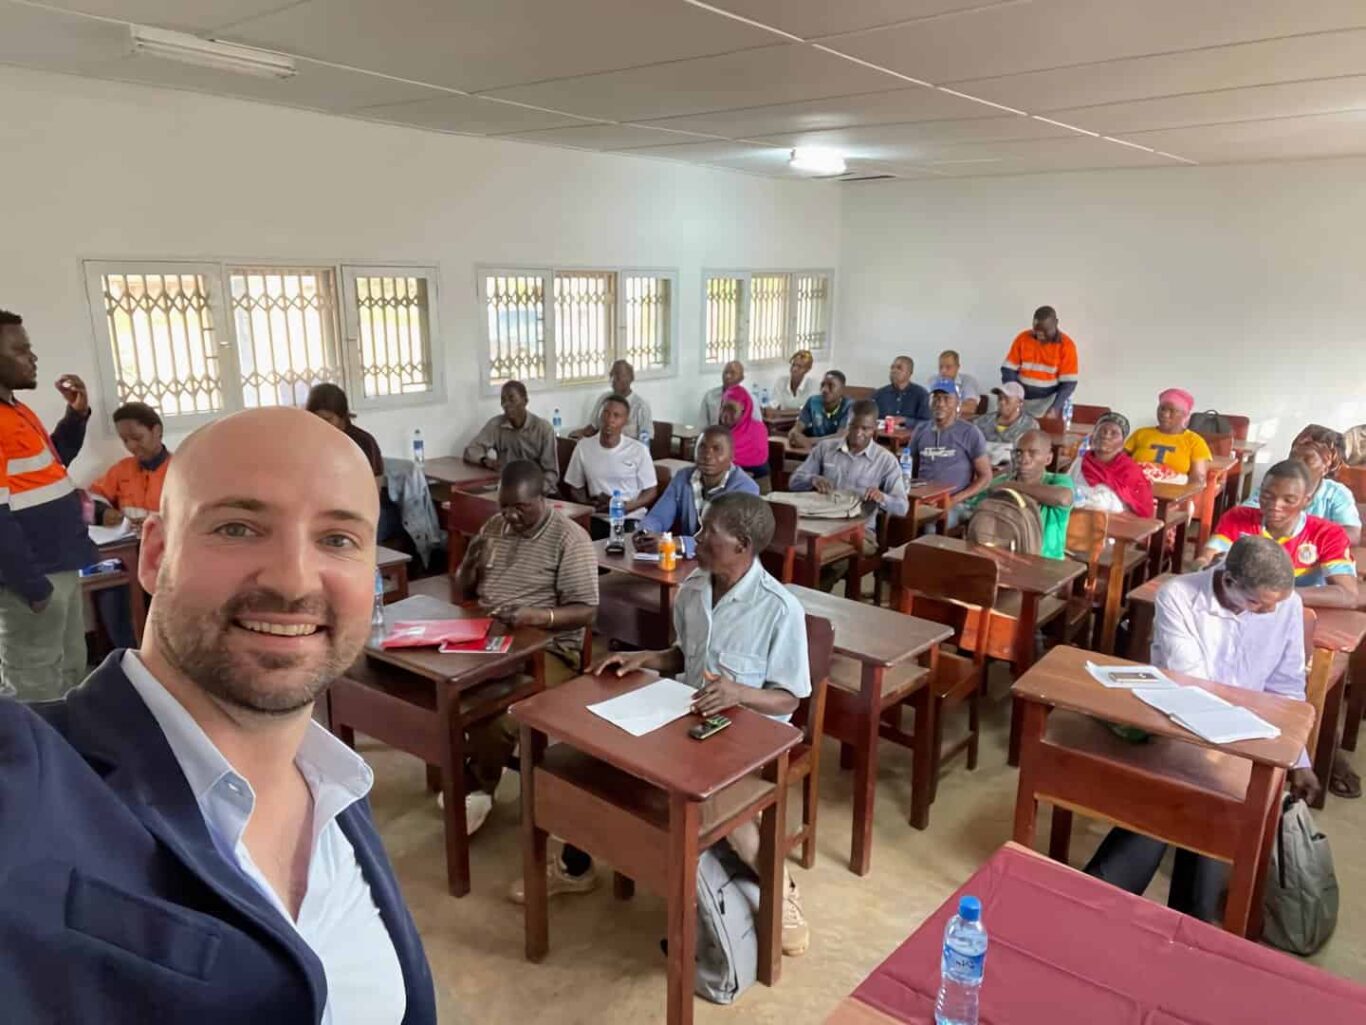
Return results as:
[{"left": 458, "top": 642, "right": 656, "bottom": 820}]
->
[
  {"left": 554, "top": 271, "right": 615, "bottom": 383},
  {"left": 705, "top": 276, "right": 741, "bottom": 365},
  {"left": 96, "top": 271, "right": 225, "bottom": 416},
  {"left": 747, "top": 273, "right": 790, "bottom": 363},
  {"left": 483, "top": 272, "right": 547, "bottom": 386},
  {"left": 351, "top": 274, "right": 434, "bottom": 398},
  {"left": 620, "top": 274, "right": 671, "bottom": 372},
  {"left": 228, "top": 267, "right": 342, "bottom": 409},
  {"left": 793, "top": 273, "right": 830, "bottom": 353}
]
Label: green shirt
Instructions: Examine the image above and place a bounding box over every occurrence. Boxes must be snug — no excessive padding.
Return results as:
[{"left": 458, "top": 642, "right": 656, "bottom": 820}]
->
[{"left": 970, "top": 472, "right": 1075, "bottom": 560}]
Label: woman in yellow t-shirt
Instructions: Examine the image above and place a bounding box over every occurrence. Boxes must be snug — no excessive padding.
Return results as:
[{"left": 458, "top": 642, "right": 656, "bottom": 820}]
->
[{"left": 1124, "top": 388, "right": 1210, "bottom": 485}]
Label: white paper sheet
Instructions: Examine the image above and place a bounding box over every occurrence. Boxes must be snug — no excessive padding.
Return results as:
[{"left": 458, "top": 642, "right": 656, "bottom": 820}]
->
[
  {"left": 1132, "top": 686, "right": 1229, "bottom": 718},
  {"left": 89, "top": 521, "right": 135, "bottom": 546},
  {"left": 586, "top": 678, "right": 698, "bottom": 737},
  {"left": 1085, "top": 661, "right": 1177, "bottom": 690},
  {"left": 1171, "top": 706, "right": 1281, "bottom": 744}
]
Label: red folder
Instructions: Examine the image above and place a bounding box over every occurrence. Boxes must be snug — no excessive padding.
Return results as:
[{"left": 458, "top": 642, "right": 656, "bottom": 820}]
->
[{"left": 382, "top": 619, "right": 492, "bottom": 649}]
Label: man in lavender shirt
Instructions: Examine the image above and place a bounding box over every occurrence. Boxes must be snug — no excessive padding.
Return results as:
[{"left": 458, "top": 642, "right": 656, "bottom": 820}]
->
[{"left": 1083, "top": 536, "right": 1321, "bottom": 922}]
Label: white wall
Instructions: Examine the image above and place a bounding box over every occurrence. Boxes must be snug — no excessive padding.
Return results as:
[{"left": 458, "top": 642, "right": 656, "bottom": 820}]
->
[
  {"left": 0, "top": 65, "right": 841, "bottom": 483},
  {"left": 837, "top": 159, "right": 1366, "bottom": 462}
]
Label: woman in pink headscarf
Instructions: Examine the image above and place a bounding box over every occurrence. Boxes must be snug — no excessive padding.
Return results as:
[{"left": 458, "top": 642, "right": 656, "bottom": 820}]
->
[
  {"left": 1122, "top": 387, "right": 1211, "bottom": 486},
  {"left": 718, "top": 384, "right": 771, "bottom": 493}
]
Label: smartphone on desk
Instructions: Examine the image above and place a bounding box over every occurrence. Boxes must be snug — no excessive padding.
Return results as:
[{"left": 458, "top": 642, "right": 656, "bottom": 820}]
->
[{"left": 688, "top": 715, "right": 731, "bottom": 740}]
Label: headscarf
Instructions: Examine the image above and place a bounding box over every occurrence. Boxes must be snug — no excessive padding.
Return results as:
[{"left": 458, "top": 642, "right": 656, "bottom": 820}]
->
[
  {"left": 1078, "top": 412, "right": 1155, "bottom": 517},
  {"left": 1292, "top": 424, "right": 1345, "bottom": 479},
  {"left": 1158, "top": 388, "right": 1195, "bottom": 425},
  {"left": 722, "top": 384, "right": 769, "bottom": 468}
]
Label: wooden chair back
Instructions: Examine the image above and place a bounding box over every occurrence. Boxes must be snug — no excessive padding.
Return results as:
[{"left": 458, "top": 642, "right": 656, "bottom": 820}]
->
[
  {"left": 792, "top": 614, "right": 834, "bottom": 744},
  {"left": 892, "top": 545, "right": 999, "bottom": 661},
  {"left": 650, "top": 420, "right": 673, "bottom": 461},
  {"left": 1072, "top": 404, "right": 1110, "bottom": 426},
  {"left": 1339, "top": 465, "right": 1366, "bottom": 502},
  {"left": 1197, "top": 431, "right": 1234, "bottom": 457},
  {"left": 1224, "top": 414, "right": 1250, "bottom": 441},
  {"left": 1064, "top": 508, "right": 1109, "bottom": 600},
  {"left": 767, "top": 436, "right": 790, "bottom": 491},
  {"left": 1303, "top": 607, "right": 1330, "bottom": 756},
  {"left": 760, "top": 499, "right": 800, "bottom": 583},
  {"left": 844, "top": 385, "right": 875, "bottom": 402},
  {"left": 653, "top": 462, "right": 673, "bottom": 493},
  {"left": 975, "top": 395, "right": 988, "bottom": 417},
  {"left": 555, "top": 435, "right": 578, "bottom": 497},
  {"left": 446, "top": 490, "right": 499, "bottom": 575}
]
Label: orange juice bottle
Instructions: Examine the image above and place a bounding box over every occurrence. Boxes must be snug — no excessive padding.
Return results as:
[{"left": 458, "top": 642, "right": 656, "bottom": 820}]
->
[{"left": 660, "top": 532, "right": 677, "bottom": 571}]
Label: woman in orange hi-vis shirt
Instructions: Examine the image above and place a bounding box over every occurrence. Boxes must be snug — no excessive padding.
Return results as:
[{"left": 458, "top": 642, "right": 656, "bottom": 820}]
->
[
  {"left": 1001, "top": 305, "right": 1079, "bottom": 418},
  {"left": 90, "top": 402, "right": 171, "bottom": 530}
]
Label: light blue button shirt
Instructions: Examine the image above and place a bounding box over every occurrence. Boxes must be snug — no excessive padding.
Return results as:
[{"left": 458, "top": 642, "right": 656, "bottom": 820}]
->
[
  {"left": 121, "top": 652, "right": 406, "bottom": 1025},
  {"left": 672, "top": 559, "right": 811, "bottom": 718}
]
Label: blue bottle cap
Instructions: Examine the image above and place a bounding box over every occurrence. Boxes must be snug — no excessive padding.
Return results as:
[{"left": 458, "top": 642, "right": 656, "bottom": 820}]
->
[{"left": 958, "top": 895, "right": 981, "bottom": 922}]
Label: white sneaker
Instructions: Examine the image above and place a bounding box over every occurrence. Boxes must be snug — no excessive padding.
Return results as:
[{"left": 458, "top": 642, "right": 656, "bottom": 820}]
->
[
  {"left": 436, "top": 790, "right": 494, "bottom": 836},
  {"left": 783, "top": 876, "right": 810, "bottom": 956},
  {"left": 506, "top": 847, "right": 600, "bottom": 904}
]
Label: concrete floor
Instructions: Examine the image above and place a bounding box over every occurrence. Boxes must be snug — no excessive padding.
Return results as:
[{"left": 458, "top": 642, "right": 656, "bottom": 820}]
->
[{"left": 364, "top": 669, "right": 1366, "bottom": 1024}]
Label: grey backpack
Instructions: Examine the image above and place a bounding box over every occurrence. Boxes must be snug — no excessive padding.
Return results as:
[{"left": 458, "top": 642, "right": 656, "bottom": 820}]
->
[
  {"left": 694, "top": 842, "right": 760, "bottom": 1004},
  {"left": 1262, "top": 796, "right": 1338, "bottom": 955},
  {"left": 767, "top": 490, "right": 864, "bottom": 519}
]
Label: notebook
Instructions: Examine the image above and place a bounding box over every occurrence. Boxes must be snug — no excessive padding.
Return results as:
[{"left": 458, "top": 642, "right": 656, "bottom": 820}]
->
[
  {"left": 382, "top": 618, "right": 492, "bottom": 649},
  {"left": 1133, "top": 685, "right": 1280, "bottom": 744}
]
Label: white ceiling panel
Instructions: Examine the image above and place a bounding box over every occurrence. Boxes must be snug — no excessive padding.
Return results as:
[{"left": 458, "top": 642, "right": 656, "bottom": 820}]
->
[
  {"left": 704, "top": 0, "right": 1010, "bottom": 39},
  {"left": 1052, "top": 77, "right": 1366, "bottom": 135},
  {"left": 752, "top": 115, "right": 1076, "bottom": 161},
  {"left": 353, "top": 95, "right": 591, "bottom": 135},
  {"left": 952, "top": 30, "right": 1366, "bottom": 113},
  {"left": 37, "top": 1, "right": 302, "bottom": 33},
  {"left": 832, "top": 0, "right": 1366, "bottom": 87},
  {"left": 480, "top": 43, "right": 894, "bottom": 123},
  {"left": 0, "top": 2, "right": 129, "bottom": 66},
  {"left": 1125, "top": 109, "right": 1366, "bottom": 164},
  {"left": 891, "top": 135, "right": 1172, "bottom": 177},
  {"left": 629, "top": 85, "right": 999, "bottom": 137},
  {"left": 223, "top": 0, "right": 778, "bottom": 93},
  {"left": 494, "top": 123, "right": 719, "bottom": 149}
]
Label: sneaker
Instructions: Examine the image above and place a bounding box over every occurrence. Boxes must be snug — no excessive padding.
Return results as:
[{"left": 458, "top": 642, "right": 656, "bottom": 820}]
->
[
  {"left": 782, "top": 877, "right": 810, "bottom": 956},
  {"left": 436, "top": 790, "right": 494, "bottom": 837},
  {"left": 506, "top": 849, "right": 600, "bottom": 904}
]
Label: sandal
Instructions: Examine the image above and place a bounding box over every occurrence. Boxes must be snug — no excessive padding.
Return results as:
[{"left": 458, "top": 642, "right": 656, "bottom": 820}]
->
[{"left": 1329, "top": 752, "right": 1362, "bottom": 799}]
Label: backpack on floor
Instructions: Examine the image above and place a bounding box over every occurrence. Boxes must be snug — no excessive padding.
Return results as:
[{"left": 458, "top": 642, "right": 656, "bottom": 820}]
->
[
  {"left": 694, "top": 842, "right": 760, "bottom": 1005},
  {"left": 1262, "top": 796, "right": 1338, "bottom": 955},
  {"left": 1187, "top": 409, "right": 1232, "bottom": 437},
  {"left": 966, "top": 486, "right": 1043, "bottom": 555}
]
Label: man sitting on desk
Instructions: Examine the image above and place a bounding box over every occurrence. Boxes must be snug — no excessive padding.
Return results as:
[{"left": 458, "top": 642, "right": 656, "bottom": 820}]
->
[
  {"left": 873, "top": 355, "right": 930, "bottom": 429},
  {"left": 595, "top": 492, "right": 812, "bottom": 955},
  {"left": 701, "top": 360, "right": 755, "bottom": 426},
  {"left": 455, "top": 460, "right": 599, "bottom": 835},
  {"left": 564, "top": 394, "right": 659, "bottom": 533},
  {"left": 570, "top": 359, "right": 653, "bottom": 440},
  {"left": 789, "top": 399, "right": 908, "bottom": 587},
  {"left": 636, "top": 426, "right": 758, "bottom": 544},
  {"left": 912, "top": 377, "right": 993, "bottom": 530},
  {"left": 462, "top": 380, "right": 558, "bottom": 494},
  {"left": 975, "top": 382, "right": 1039, "bottom": 468},
  {"left": 787, "top": 370, "right": 852, "bottom": 450},
  {"left": 965, "top": 429, "right": 1073, "bottom": 559},
  {"left": 1084, "top": 536, "right": 1320, "bottom": 922},
  {"left": 1196, "top": 459, "right": 1358, "bottom": 608}
]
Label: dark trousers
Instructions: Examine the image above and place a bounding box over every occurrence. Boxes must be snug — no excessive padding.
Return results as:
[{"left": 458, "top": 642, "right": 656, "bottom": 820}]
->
[{"left": 1083, "top": 827, "right": 1229, "bottom": 923}]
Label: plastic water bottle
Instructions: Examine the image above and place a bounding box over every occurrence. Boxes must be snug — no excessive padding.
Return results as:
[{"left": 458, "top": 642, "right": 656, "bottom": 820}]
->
[
  {"left": 411, "top": 428, "right": 425, "bottom": 465},
  {"left": 552, "top": 407, "right": 563, "bottom": 436},
  {"left": 935, "top": 896, "right": 987, "bottom": 1025},
  {"left": 900, "top": 446, "right": 915, "bottom": 488},
  {"left": 1062, "top": 398, "right": 1074, "bottom": 432},
  {"left": 640, "top": 426, "right": 651, "bottom": 452},
  {"left": 371, "top": 569, "right": 386, "bottom": 642},
  {"left": 760, "top": 386, "right": 770, "bottom": 408},
  {"left": 608, "top": 489, "right": 627, "bottom": 546}
]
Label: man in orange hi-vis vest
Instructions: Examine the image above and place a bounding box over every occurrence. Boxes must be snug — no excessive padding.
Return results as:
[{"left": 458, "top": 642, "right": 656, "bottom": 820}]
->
[
  {"left": 1000, "top": 305, "right": 1079, "bottom": 418},
  {"left": 0, "top": 310, "right": 96, "bottom": 701}
]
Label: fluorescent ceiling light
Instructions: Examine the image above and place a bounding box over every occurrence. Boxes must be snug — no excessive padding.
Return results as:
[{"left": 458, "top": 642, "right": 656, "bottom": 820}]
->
[
  {"left": 790, "top": 147, "right": 847, "bottom": 176},
  {"left": 130, "top": 25, "right": 297, "bottom": 80}
]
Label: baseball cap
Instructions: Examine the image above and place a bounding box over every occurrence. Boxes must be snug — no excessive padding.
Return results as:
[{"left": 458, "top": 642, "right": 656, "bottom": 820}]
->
[
  {"left": 992, "top": 382, "right": 1025, "bottom": 400},
  {"left": 928, "top": 376, "right": 960, "bottom": 396}
]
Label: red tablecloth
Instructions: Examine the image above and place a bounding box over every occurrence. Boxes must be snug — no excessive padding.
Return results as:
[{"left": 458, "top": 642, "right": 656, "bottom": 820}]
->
[{"left": 851, "top": 843, "right": 1366, "bottom": 1025}]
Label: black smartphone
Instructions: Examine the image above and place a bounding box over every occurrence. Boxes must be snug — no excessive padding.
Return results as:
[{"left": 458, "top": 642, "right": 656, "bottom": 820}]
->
[
  {"left": 688, "top": 715, "right": 731, "bottom": 740},
  {"left": 605, "top": 538, "right": 626, "bottom": 555}
]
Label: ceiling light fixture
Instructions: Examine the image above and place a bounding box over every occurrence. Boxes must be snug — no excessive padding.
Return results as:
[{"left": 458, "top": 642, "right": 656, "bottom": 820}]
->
[
  {"left": 130, "top": 25, "right": 297, "bottom": 80},
  {"left": 790, "top": 147, "right": 847, "bottom": 176}
]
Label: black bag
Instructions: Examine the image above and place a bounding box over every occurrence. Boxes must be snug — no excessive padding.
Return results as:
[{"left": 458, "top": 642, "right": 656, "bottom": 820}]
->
[
  {"left": 965, "top": 487, "right": 1043, "bottom": 555},
  {"left": 1187, "top": 409, "right": 1232, "bottom": 436}
]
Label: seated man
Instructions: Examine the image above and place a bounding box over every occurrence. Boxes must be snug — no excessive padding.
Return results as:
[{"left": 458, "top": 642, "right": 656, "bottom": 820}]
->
[
  {"left": 1197, "top": 459, "right": 1358, "bottom": 608},
  {"left": 976, "top": 382, "right": 1039, "bottom": 468},
  {"left": 701, "top": 360, "right": 755, "bottom": 425},
  {"left": 912, "top": 377, "right": 993, "bottom": 529},
  {"left": 939, "top": 349, "right": 982, "bottom": 419},
  {"left": 571, "top": 359, "right": 653, "bottom": 440},
  {"left": 456, "top": 460, "right": 598, "bottom": 834},
  {"left": 596, "top": 493, "right": 812, "bottom": 955},
  {"left": 966, "top": 429, "right": 1073, "bottom": 559},
  {"left": 637, "top": 425, "right": 758, "bottom": 542},
  {"left": 789, "top": 399, "right": 908, "bottom": 585},
  {"left": 873, "top": 355, "right": 929, "bottom": 428},
  {"left": 787, "top": 370, "right": 852, "bottom": 450},
  {"left": 462, "top": 379, "right": 558, "bottom": 493},
  {"left": 1084, "top": 536, "right": 1320, "bottom": 921},
  {"left": 564, "top": 394, "right": 659, "bottom": 529},
  {"left": 769, "top": 349, "right": 816, "bottom": 411}
]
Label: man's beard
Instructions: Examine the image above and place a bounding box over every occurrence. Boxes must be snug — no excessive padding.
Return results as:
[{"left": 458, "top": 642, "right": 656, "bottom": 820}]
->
[{"left": 152, "top": 569, "right": 363, "bottom": 716}]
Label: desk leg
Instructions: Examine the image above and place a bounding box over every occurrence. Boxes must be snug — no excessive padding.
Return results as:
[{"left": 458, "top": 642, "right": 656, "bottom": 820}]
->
[
  {"left": 1128, "top": 601, "right": 1156, "bottom": 662},
  {"left": 439, "top": 686, "right": 471, "bottom": 897},
  {"left": 804, "top": 537, "right": 822, "bottom": 589},
  {"left": 1007, "top": 594, "right": 1041, "bottom": 768},
  {"left": 1011, "top": 699, "right": 1049, "bottom": 848},
  {"left": 1313, "top": 676, "right": 1344, "bottom": 811},
  {"left": 128, "top": 581, "right": 147, "bottom": 645},
  {"left": 521, "top": 725, "right": 549, "bottom": 961},
  {"left": 1147, "top": 504, "right": 1169, "bottom": 579},
  {"left": 1099, "top": 539, "right": 1129, "bottom": 655},
  {"left": 392, "top": 564, "right": 409, "bottom": 601},
  {"left": 908, "top": 679, "right": 936, "bottom": 831},
  {"left": 757, "top": 752, "right": 788, "bottom": 988},
  {"left": 1170, "top": 514, "right": 1189, "bottom": 574},
  {"left": 1224, "top": 763, "right": 1283, "bottom": 937},
  {"left": 1343, "top": 645, "right": 1366, "bottom": 752},
  {"left": 660, "top": 583, "right": 676, "bottom": 647},
  {"left": 666, "top": 794, "right": 700, "bottom": 1025},
  {"left": 850, "top": 663, "right": 886, "bottom": 875}
]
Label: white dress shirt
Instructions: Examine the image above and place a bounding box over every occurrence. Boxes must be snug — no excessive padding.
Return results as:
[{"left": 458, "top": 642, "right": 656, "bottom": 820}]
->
[
  {"left": 769, "top": 372, "right": 818, "bottom": 411},
  {"left": 1151, "top": 570, "right": 1310, "bottom": 767},
  {"left": 121, "top": 652, "right": 407, "bottom": 1025}
]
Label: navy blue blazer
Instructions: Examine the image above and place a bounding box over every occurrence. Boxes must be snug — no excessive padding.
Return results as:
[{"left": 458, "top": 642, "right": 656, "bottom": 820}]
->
[{"left": 0, "top": 654, "right": 436, "bottom": 1024}]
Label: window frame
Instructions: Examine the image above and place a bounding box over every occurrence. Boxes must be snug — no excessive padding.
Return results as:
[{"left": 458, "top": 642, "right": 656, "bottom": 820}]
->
[
  {"left": 700, "top": 268, "right": 835, "bottom": 369},
  {"left": 475, "top": 263, "right": 679, "bottom": 397},
  {"left": 83, "top": 258, "right": 444, "bottom": 430}
]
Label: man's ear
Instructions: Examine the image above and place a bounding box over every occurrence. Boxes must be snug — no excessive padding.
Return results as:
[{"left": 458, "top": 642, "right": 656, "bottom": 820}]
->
[{"left": 138, "top": 515, "right": 167, "bottom": 594}]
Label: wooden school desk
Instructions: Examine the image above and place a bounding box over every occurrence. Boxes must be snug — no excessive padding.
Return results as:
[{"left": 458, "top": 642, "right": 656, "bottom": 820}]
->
[
  {"left": 422, "top": 455, "right": 502, "bottom": 490},
  {"left": 1012, "top": 645, "right": 1314, "bottom": 937},
  {"left": 1092, "top": 511, "right": 1163, "bottom": 655},
  {"left": 511, "top": 670, "right": 800, "bottom": 1025},
  {"left": 83, "top": 534, "right": 147, "bottom": 643},
  {"left": 1150, "top": 478, "right": 1203, "bottom": 575},
  {"left": 376, "top": 544, "right": 412, "bottom": 603},
  {"left": 594, "top": 536, "right": 696, "bottom": 646}
]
